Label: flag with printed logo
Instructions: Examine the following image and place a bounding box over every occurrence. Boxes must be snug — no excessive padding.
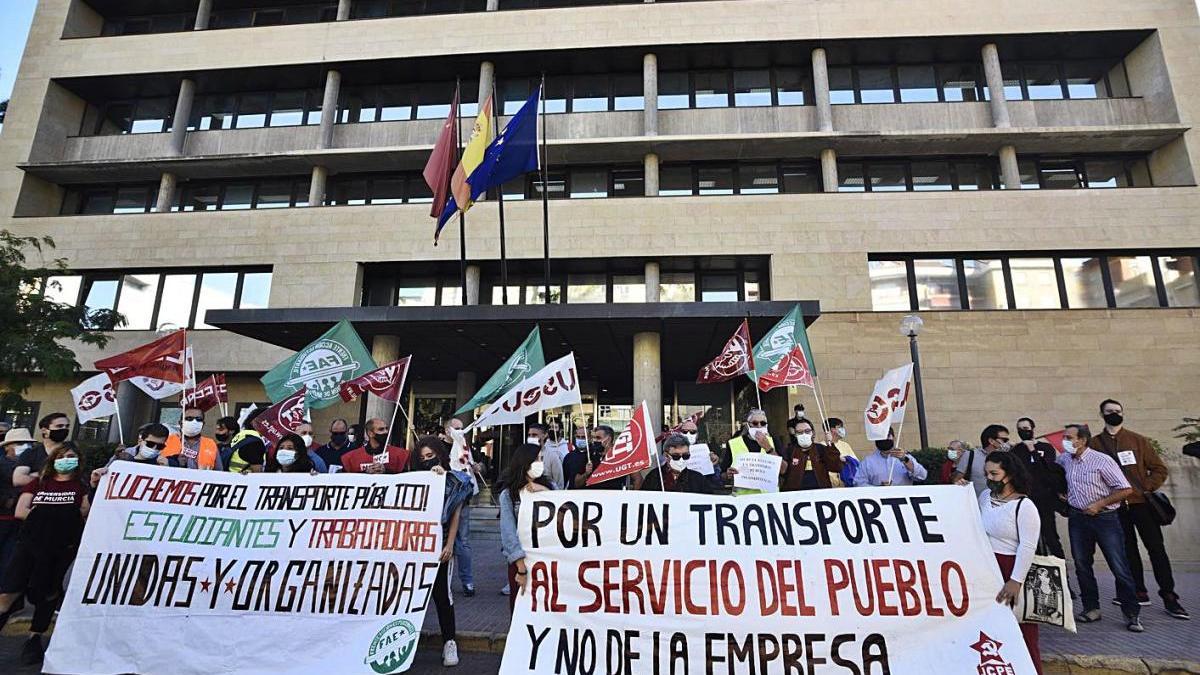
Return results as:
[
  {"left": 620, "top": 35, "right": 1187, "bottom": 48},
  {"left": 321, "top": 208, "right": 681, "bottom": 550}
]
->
[
  {"left": 71, "top": 373, "right": 118, "bottom": 424},
  {"left": 864, "top": 363, "right": 913, "bottom": 441},
  {"left": 339, "top": 357, "right": 411, "bottom": 404},
  {"left": 588, "top": 400, "right": 655, "bottom": 486},
  {"left": 260, "top": 320, "right": 377, "bottom": 410},
  {"left": 697, "top": 319, "right": 754, "bottom": 384},
  {"left": 184, "top": 374, "right": 228, "bottom": 413},
  {"left": 252, "top": 388, "right": 308, "bottom": 446},
  {"left": 757, "top": 345, "right": 815, "bottom": 392},
  {"left": 95, "top": 330, "right": 188, "bottom": 383}
]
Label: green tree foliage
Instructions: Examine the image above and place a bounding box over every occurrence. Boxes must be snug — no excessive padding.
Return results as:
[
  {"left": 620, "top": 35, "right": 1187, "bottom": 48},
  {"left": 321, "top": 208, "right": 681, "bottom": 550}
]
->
[{"left": 0, "top": 230, "right": 122, "bottom": 412}]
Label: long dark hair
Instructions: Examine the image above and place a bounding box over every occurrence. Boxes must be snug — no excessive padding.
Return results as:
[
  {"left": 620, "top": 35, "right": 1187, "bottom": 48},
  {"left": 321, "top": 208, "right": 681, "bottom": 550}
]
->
[
  {"left": 501, "top": 443, "right": 551, "bottom": 494},
  {"left": 266, "top": 433, "right": 314, "bottom": 473},
  {"left": 415, "top": 436, "right": 450, "bottom": 470},
  {"left": 985, "top": 451, "right": 1031, "bottom": 495}
]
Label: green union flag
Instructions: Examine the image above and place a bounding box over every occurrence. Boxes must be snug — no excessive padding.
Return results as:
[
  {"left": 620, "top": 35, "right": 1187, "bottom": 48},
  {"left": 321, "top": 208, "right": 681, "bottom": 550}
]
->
[
  {"left": 747, "top": 304, "right": 817, "bottom": 382},
  {"left": 261, "top": 320, "right": 377, "bottom": 410},
  {"left": 455, "top": 326, "right": 545, "bottom": 415}
]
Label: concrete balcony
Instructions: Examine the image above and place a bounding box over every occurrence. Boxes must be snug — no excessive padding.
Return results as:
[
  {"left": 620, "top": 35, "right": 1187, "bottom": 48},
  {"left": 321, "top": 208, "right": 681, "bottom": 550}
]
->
[{"left": 660, "top": 106, "right": 815, "bottom": 135}]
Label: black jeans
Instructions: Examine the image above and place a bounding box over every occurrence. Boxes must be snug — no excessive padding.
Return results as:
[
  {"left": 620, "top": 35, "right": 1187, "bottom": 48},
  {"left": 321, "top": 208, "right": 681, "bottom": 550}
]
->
[
  {"left": 1033, "top": 499, "right": 1065, "bottom": 559},
  {"left": 432, "top": 560, "right": 456, "bottom": 642},
  {"left": 1118, "top": 502, "right": 1177, "bottom": 600}
]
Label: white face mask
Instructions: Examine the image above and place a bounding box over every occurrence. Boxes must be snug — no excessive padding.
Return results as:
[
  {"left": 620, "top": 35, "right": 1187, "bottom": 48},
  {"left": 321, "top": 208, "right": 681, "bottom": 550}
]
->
[
  {"left": 136, "top": 443, "right": 160, "bottom": 460},
  {"left": 669, "top": 458, "right": 687, "bottom": 473},
  {"left": 347, "top": 434, "right": 357, "bottom": 444},
  {"left": 749, "top": 424, "right": 769, "bottom": 437},
  {"left": 527, "top": 461, "right": 545, "bottom": 480},
  {"left": 526, "top": 436, "right": 540, "bottom": 446},
  {"left": 12, "top": 443, "right": 31, "bottom": 455},
  {"left": 1061, "top": 438, "right": 1076, "bottom": 454},
  {"left": 795, "top": 432, "right": 814, "bottom": 448},
  {"left": 182, "top": 420, "right": 204, "bottom": 437},
  {"left": 300, "top": 434, "right": 313, "bottom": 447},
  {"left": 836, "top": 427, "right": 847, "bottom": 439},
  {"left": 276, "top": 449, "right": 297, "bottom": 466},
  {"left": 946, "top": 448, "right": 960, "bottom": 462},
  {"left": 683, "top": 432, "right": 698, "bottom": 445}
]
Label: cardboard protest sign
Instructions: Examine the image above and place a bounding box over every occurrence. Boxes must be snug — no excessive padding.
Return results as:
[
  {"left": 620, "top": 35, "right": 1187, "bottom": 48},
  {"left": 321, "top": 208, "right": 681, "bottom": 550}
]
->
[
  {"left": 685, "top": 443, "right": 715, "bottom": 476},
  {"left": 732, "top": 452, "right": 783, "bottom": 492},
  {"left": 46, "top": 464, "right": 445, "bottom": 675},
  {"left": 500, "top": 487, "right": 1037, "bottom": 674}
]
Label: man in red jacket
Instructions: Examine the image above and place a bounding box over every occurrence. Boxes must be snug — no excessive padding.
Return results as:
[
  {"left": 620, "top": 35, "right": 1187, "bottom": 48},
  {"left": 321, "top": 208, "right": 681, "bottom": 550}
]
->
[{"left": 339, "top": 418, "right": 411, "bottom": 474}]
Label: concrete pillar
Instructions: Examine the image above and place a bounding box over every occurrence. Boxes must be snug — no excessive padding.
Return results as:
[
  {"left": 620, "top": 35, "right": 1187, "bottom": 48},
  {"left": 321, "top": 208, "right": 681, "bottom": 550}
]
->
[
  {"left": 812, "top": 47, "right": 833, "bottom": 132},
  {"left": 486, "top": 0, "right": 499, "bottom": 9},
  {"left": 308, "top": 166, "right": 328, "bottom": 207},
  {"left": 820, "top": 148, "right": 838, "bottom": 193},
  {"left": 465, "top": 265, "right": 482, "bottom": 305},
  {"left": 154, "top": 172, "right": 177, "bottom": 213},
  {"left": 170, "top": 78, "right": 196, "bottom": 156},
  {"left": 999, "top": 144, "right": 1022, "bottom": 190},
  {"left": 319, "top": 70, "right": 342, "bottom": 149},
  {"left": 478, "top": 61, "right": 495, "bottom": 103},
  {"left": 644, "top": 261, "right": 661, "bottom": 303},
  {"left": 194, "top": 0, "right": 213, "bottom": 30},
  {"left": 633, "top": 332, "right": 662, "bottom": 433},
  {"left": 454, "top": 372, "right": 477, "bottom": 424},
  {"left": 643, "top": 53, "right": 658, "bottom": 136},
  {"left": 367, "top": 336, "right": 401, "bottom": 424},
  {"left": 107, "top": 381, "right": 143, "bottom": 446},
  {"left": 644, "top": 153, "right": 660, "bottom": 196},
  {"left": 336, "top": 0, "right": 352, "bottom": 20},
  {"left": 981, "top": 43, "right": 1011, "bottom": 128}
]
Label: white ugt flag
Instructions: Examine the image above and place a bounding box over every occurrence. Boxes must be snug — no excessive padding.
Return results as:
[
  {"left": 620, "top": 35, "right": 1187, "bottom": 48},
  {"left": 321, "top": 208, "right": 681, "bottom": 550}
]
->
[
  {"left": 863, "top": 363, "right": 914, "bottom": 441},
  {"left": 71, "top": 373, "right": 118, "bottom": 424},
  {"left": 472, "top": 353, "right": 581, "bottom": 429}
]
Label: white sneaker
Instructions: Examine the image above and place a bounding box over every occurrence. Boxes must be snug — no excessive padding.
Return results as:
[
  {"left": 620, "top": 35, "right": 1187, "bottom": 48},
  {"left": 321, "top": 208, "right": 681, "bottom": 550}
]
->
[
  {"left": 500, "top": 584, "right": 511, "bottom": 596},
  {"left": 442, "top": 639, "right": 459, "bottom": 667}
]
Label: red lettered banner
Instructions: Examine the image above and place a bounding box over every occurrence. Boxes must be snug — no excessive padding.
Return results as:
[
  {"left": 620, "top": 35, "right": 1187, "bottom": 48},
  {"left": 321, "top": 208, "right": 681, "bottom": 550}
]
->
[
  {"left": 252, "top": 388, "right": 307, "bottom": 445},
  {"left": 500, "top": 487, "right": 1038, "bottom": 674},
  {"left": 587, "top": 400, "right": 653, "bottom": 486},
  {"left": 339, "top": 357, "right": 411, "bottom": 403}
]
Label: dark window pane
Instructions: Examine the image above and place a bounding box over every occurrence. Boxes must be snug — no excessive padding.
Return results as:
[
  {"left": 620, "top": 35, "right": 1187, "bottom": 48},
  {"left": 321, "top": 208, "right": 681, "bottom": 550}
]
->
[
  {"left": 1017, "top": 159, "right": 1039, "bottom": 190},
  {"left": 914, "top": 259, "right": 961, "bottom": 310},
  {"left": 131, "top": 98, "right": 172, "bottom": 134},
  {"left": 696, "top": 166, "right": 734, "bottom": 195},
  {"left": 178, "top": 183, "right": 220, "bottom": 211},
  {"left": 781, "top": 164, "right": 820, "bottom": 193},
  {"left": 869, "top": 261, "right": 910, "bottom": 311},
  {"left": 255, "top": 180, "right": 294, "bottom": 208},
  {"left": 113, "top": 186, "right": 150, "bottom": 213},
  {"left": 613, "top": 74, "right": 643, "bottom": 111},
  {"left": 868, "top": 162, "right": 907, "bottom": 191},
  {"left": 1128, "top": 158, "right": 1152, "bottom": 187},
  {"left": 1061, "top": 257, "right": 1107, "bottom": 308},
  {"left": 339, "top": 88, "right": 377, "bottom": 123},
  {"left": 829, "top": 66, "right": 854, "bottom": 105},
  {"left": 570, "top": 169, "right": 608, "bottom": 198},
  {"left": 252, "top": 9, "right": 285, "bottom": 26},
  {"left": 660, "top": 166, "right": 692, "bottom": 196},
  {"left": 700, "top": 274, "right": 738, "bottom": 302},
  {"left": 611, "top": 168, "right": 643, "bottom": 197},
  {"left": 1159, "top": 256, "right": 1199, "bottom": 307},
  {"left": 1064, "top": 60, "right": 1109, "bottom": 99},
  {"left": 416, "top": 82, "right": 455, "bottom": 119},
  {"left": 738, "top": 163, "right": 778, "bottom": 194},
  {"left": 193, "top": 95, "right": 235, "bottom": 130},
  {"left": 542, "top": 77, "right": 568, "bottom": 114},
  {"left": 837, "top": 162, "right": 866, "bottom": 192},
  {"left": 214, "top": 9, "right": 252, "bottom": 28},
  {"left": 500, "top": 78, "right": 530, "bottom": 115},
  {"left": 1084, "top": 159, "right": 1128, "bottom": 189},
  {"left": 371, "top": 177, "right": 405, "bottom": 204},
  {"left": 693, "top": 71, "right": 730, "bottom": 108},
  {"left": 1039, "top": 160, "right": 1082, "bottom": 189},
  {"left": 532, "top": 170, "right": 567, "bottom": 199},
  {"left": 733, "top": 70, "right": 771, "bottom": 107},
  {"left": 1024, "top": 63, "right": 1064, "bottom": 100},
  {"left": 377, "top": 85, "right": 412, "bottom": 121},
  {"left": 269, "top": 91, "right": 305, "bottom": 127},
  {"left": 659, "top": 72, "right": 690, "bottom": 109},
  {"left": 858, "top": 67, "right": 896, "bottom": 103},
  {"left": 964, "top": 259, "right": 1007, "bottom": 309},
  {"left": 898, "top": 65, "right": 938, "bottom": 102},
  {"left": 954, "top": 161, "right": 996, "bottom": 190},
  {"left": 1010, "top": 258, "right": 1060, "bottom": 308},
  {"left": 775, "top": 67, "right": 808, "bottom": 106},
  {"left": 1109, "top": 256, "right": 1158, "bottom": 307},
  {"left": 330, "top": 178, "right": 368, "bottom": 205},
  {"left": 1106, "top": 62, "right": 1131, "bottom": 97},
  {"left": 999, "top": 62, "right": 1024, "bottom": 101},
  {"left": 572, "top": 75, "right": 609, "bottom": 112},
  {"left": 406, "top": 176, "right": 433, "bottom": 203},
  {"left": 79, "top": 189, "right": 115, "bottom": 215},
  {"left": 501, "top": 177, "right": 526, "bottom": 200},
  {"left": 939, "top": 63, "right": 982, "bottom": 102},
  {"left": 221, "top": 183, "right": 254, "bottom": 210},
  {"left": 911, "top": 161, "right": 952, "bottom": 191},
  {"left": 234, "top": 94, "right": 269, "bottom": 128}
]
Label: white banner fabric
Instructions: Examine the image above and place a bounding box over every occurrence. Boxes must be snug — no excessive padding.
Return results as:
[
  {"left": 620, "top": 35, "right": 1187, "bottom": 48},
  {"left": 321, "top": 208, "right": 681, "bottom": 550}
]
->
[
  {"left": 473, "top": 353, "right": 581, "bottom": 429},
  {"left": 864, "top": 363, "right": 914, "bottom": 441}
]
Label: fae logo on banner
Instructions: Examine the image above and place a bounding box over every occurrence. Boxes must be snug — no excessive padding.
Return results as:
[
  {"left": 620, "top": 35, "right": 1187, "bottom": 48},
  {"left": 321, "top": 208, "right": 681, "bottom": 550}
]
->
[
  {"left": 499, "top": 487, "right": 1037, "bottom": 674},
  {"left": 285, "top": 338, "right": 361, "bottom": 400},
  {"left": 45, "top": 464, "right": 445, "bottom": 675}
]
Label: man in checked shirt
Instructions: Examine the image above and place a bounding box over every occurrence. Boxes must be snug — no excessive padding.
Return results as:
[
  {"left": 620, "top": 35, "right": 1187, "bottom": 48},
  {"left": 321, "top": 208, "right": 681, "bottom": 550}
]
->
[{"left": 1057, "top": 423, "right": 1143, "bottom": 632}]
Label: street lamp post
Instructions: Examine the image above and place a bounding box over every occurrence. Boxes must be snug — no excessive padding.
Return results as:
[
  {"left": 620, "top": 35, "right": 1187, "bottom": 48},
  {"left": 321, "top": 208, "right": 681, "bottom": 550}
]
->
[{"left": 899, "top": 314, "right": 929, "bottom": 450}]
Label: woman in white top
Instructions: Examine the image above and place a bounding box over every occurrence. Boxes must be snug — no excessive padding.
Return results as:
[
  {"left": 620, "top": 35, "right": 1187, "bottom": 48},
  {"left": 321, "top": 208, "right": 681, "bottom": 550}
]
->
[{"left": 978, "top": 451, "right": 1043, "bottom": 675}]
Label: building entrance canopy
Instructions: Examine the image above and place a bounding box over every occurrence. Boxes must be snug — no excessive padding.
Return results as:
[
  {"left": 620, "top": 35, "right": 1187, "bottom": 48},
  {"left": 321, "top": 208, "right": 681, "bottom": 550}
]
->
[{"left": 208, "top": 301, "right": 819, "bottom": 398}]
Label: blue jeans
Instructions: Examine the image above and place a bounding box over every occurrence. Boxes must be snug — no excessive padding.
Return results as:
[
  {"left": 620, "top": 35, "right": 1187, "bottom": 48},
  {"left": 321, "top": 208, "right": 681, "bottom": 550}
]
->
[
  {"left": 1069, "top": 509, "right": 1139, "bottom": 616},
  {"left": 454, "top": 505, "right": 474, "bottom": 588}
]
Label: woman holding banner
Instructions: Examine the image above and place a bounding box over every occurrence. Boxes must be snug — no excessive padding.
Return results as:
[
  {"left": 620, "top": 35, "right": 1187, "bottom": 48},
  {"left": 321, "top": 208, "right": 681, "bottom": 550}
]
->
[
  {"left": 0, "top": 442, "right": 90, "bottom": 666},
  {"left": 264, "top": 433, "right": 318, "bottom": 474},
  {"left": 499, "top": 443, "right": 554, "bottom": 611},
  {"left": 979, "top": 451, "right": 1043, "bottom": 674}
]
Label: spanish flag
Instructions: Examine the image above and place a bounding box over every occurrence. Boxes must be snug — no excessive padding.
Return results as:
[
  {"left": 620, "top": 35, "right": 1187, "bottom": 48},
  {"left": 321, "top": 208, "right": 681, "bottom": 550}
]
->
[{"left": 437, "top": 95, "right": 495, "bottom": 232}]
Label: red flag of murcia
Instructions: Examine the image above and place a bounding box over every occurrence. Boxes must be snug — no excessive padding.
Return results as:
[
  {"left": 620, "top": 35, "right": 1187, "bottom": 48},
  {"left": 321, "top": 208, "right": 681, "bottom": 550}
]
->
[
  {"left": 95, "top": 330, "right": 188, "bottom": 383},
  {"left": 588, "top": 400, "right": 655, "bottom": 486},
  {"left": 338, "top": 357, "right": 411, "bottom": 403},
  {"left": 757, "top": 345, "right": 815, "bottom": 392},
  {"left": 184, "top": 374, "right": 228, "bottom": 413},
  {"left": 252, "top": 388, "right": 308, "bottom": 446},
  {"left": 696, "top": 319, "right": 755, "bottom": 384}
]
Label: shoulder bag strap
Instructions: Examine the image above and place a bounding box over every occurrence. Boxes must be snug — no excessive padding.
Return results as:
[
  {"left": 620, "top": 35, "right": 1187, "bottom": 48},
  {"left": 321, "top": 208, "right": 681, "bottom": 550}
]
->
[{"left": 966, "top": 448, "right": 976, "bottom": 478}]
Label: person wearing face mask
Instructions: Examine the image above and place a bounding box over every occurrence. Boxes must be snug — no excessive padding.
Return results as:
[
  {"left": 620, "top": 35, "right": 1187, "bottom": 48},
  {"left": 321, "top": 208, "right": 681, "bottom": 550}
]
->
[
  {"left": 1087, "top": 399, "right": 1184, "bottom": 620},
  {"left": 1057, "top": 423, "right": 1145, "bottom": 631},
  {"left": 977, "top": 451, "right": 1044, "bottom": 673},
  {"left": 288, "top": 422, "right": 327, "bottom": 473},
  {"left": 1011, "top": 417, "right": 1068, "bottom": 560},
  {"left": 527, "top": 423, "right": 565, "bottom": 491},
  {"left": 162, "top": 407, "right": 222, "bottom": 471},
  {"left": 439, "top": 418, "right": 478, "bottom": 597},
  {"left": 92, "top": 423, "right": 170, "bottom": 481},
  {"left": 543, "top": 421, "right": 570, "bottom": 466},
  {"left": 0, "top": 443, "right": 90, "bottom": 665},
  {"left": 12, "top": 413, "right": 71, "bottom": 490},
  {"left": 940, "top": 439, "right": 967, "bottom": 484},
  {"left": 214, "top": 416, "right": 240, "bottom": 470},
  {"left": 824, "top": 417, "right": 858, "bottom": 487},
  {"left": 0, "top": 428, "right": 38, "bottom": 581},
  {"left": 854, "top": 429, "right": 927, "bottom": 487},
  {"left": 722, "top": 409, "right": 780, "bottom": 495},
  {"left": 499, "top": 443, "right": 554, "bottom": 612},
  {"left": 563, "top": 425, "right": 592, "bottom": 489},
  {"left": 640, "top": 434, "right": 716, "bottom": 494},
  {"left": 782, "top": 418, "right": 844, "bottom": 491},
  {"left": 952, "top": 425, "right": 1009, "bottom": 496},
  {"left": 340, "top": 418, "right": 412, "bottom": 474},
  {"left": 567, "top": 426, "right": 624, "bottom": 490},
  {"left": 316, "top": 418, "right": 353, "bottom": 471},
  {"left": 265, "top": 434, "right": 317, "bottom": 474}
]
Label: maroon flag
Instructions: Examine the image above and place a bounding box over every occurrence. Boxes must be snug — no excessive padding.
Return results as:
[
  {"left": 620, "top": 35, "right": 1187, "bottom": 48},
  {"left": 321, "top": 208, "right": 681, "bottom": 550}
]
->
[
  {"left": 696, "top": 319, "right": 754, "bottom": 384},
  {"left": 424, "top": 87, "right": 461, "bottom": 226},
  {"left": 656, "top": 408, "right": 707, "bottom": 444},
  {"left": 95, "top": 330, "right": 187, "bottom": 383},
  {"left": 758, "top": 345, "right": 815, "bottom": 392},
  {"left": 252, "top": 388, "right": 307, "bottom": 446},
  {"left": 339, "top": 357, "right": 411, "bottom": 404},
  {"left": 184, "top": 374, "right": 228, "bottom": 413}
]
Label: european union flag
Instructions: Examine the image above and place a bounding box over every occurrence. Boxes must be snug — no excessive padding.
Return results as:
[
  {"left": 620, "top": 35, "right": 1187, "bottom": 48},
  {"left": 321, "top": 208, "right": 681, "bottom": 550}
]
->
[{"left": 466, "top": 89, "right": 541, "bottom": 203}]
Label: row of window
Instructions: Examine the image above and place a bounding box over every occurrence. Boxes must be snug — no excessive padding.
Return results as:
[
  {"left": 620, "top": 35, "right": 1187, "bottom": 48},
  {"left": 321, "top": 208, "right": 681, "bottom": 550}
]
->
[
  {"left": 77, "top": 57, "right": 1131, "bottom": 136},
  {"left": 869, "top": 252, "right": 1199, "bottom": 311},
  {"left": 836, "top": 156, "right": 1151, "bottom": 192},
  {"left": 42, "top": 269, "right": 272, "bottom": 330}
]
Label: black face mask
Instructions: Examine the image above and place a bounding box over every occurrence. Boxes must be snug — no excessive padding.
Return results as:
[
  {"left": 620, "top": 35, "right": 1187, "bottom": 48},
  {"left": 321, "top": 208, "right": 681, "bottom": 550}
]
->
[
  {"left": 1103, "top": 412, "right": 1124, "bottom": 427},
  {"left": 47, "top": 428, "right": 69, "bottom": 444},
  {"left": 331, "top": 432, "right": 348, "bottom": 446},
  {"left": 215, "top": 432, "right": 231, "bottom": 444},
  {"left": 419, "top": 458, "right": 440, "bottom": 471},
  {"left": 589, "top": 442, "right": 606, "bottom": 462},
  {"left": 1017, "top": 429, "right": 1034, "bottom": 442},
  {"left": 875, "top": 439, "right": 895, "bottom": 452},
  {"left": 372, "top": 432, "right": 389, "bottom": 447}
]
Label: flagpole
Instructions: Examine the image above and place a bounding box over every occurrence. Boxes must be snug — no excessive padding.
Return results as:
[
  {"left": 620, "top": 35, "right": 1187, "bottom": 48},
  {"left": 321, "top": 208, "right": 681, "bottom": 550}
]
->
[
  {"left": 112, "top": 383, "right": 126, "bottom": 448},
  {"left": 539, "top": 73, "right": 551, "bottom": 304},
  {"left": 454, "top": 80, "right": 468, "bottom": 306},
  {"left": 493, "top": 81, "right": 508, "bottom": 304}
]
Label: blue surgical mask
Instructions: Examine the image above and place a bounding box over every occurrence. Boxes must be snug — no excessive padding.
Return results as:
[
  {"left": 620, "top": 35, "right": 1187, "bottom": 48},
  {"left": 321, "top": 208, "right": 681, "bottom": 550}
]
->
[
  {"left": 574, "top": 438, "right": 587, "bottom": 449},
  {"left": 54, "top": 457, "right": 79, "bottom": 473}
]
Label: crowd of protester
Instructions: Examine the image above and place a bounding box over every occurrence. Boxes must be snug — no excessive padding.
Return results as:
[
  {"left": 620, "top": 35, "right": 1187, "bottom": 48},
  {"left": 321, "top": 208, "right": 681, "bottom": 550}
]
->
[{"left": 0, "top": 396, "right": 1189, "bottom": 670}]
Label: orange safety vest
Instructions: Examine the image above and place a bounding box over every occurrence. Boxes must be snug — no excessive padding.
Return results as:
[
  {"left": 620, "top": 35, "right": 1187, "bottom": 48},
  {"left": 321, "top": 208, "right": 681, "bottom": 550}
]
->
[{"left": 163, "top": 434, "right": 218, "bottom": 470}]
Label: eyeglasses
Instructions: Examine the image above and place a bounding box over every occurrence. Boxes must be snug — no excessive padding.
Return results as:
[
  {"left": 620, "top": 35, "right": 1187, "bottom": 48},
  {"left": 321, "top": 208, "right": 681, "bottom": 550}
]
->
[
  {"left": 142, "top": 440, "right": 166, "bottom": 450},
  {"left": 747, "top": 421, "right": 768, "bottom": 428},
  {"left": 184, "top": 416, "right": 203, "bottom": 422}
]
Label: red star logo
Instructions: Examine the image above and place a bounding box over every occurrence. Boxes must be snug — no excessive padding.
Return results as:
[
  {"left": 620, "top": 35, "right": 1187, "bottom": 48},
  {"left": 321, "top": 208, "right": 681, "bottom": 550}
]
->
[
  {"left": 224, "top": 579, "right": 237, "bottom": 595},
  {"left": 970, "top": 632, "right": 1005, "bottom": 664},
  {"left": 200, "top": 578, "right": 212, "bottom": 593}
]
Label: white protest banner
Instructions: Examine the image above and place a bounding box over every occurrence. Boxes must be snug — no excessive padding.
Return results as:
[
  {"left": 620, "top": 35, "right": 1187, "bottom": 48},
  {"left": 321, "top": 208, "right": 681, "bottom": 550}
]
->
[
  {"left": 71, "top": 372, "right": 118, "bottom": 424},
  {"left": 686, "top": 443, "right": 715, "bottom": 476},
  {"left": 45, "top": 463, "right": 445, "bottom": 675},
  {"left": 472, "top": 352, "right": 581, "bottom": 429},
  {"left": 732, "top": 452, "right": 783, "bottom": 493},
  {"left": 865, "top": 363, "right": 914, "bottom": 441},
  {"left": 500, "top": 487, "right": 1036, "bottom": 674}
]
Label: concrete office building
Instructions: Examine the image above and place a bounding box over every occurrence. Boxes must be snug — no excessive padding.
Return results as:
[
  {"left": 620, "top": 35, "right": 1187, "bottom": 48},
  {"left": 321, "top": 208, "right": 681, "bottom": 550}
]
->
[{"left": 1, "top": 1, "right": 1198, "bottom": 557}]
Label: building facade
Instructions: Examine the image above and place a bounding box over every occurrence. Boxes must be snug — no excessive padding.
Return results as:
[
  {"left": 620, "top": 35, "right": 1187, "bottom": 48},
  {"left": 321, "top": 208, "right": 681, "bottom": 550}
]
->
[{"left": 1, "top": 1, "right": 1198, "bottom": 558}]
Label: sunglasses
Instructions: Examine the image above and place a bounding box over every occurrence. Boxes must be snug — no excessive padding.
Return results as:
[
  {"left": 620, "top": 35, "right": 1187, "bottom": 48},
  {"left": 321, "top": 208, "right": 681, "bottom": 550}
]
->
[
  {"left": 184, "top": 416, "right": 203, "bottom": 422},
  {"left": 669, "top": 453, "right": 692, "bottom": 461},
  {"left": 748, "top": 421, "right": 768, "bottom": 428},
  {"left": 142, "top": 440, "right": 166, "bottom": 450}
]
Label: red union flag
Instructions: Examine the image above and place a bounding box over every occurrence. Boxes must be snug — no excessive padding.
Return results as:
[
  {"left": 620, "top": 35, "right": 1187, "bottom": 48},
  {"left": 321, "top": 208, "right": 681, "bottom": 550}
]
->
[
  {"left": 696, "top": 319, "right": 754, "bottom": 384},
  {"left": 757, "top": 345, "right": 815, "bottom": 392},
  {"left": 588, "top": 400, "right": 655, "bottom": 486},
  {"left": 339, "top": 357, "right": 411, "bottom": 403},
  {"left": 252, "top": 388, "right": 307, "bottom": 446},
  {"left": 184, "top": 374, "right": 228, "bottom": 413},
  {"left": 95, "top": 330, "right": 187, "bottom": 383},
  {"left": 864, "top": 363, "right": 913, "bottom": 441}
]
